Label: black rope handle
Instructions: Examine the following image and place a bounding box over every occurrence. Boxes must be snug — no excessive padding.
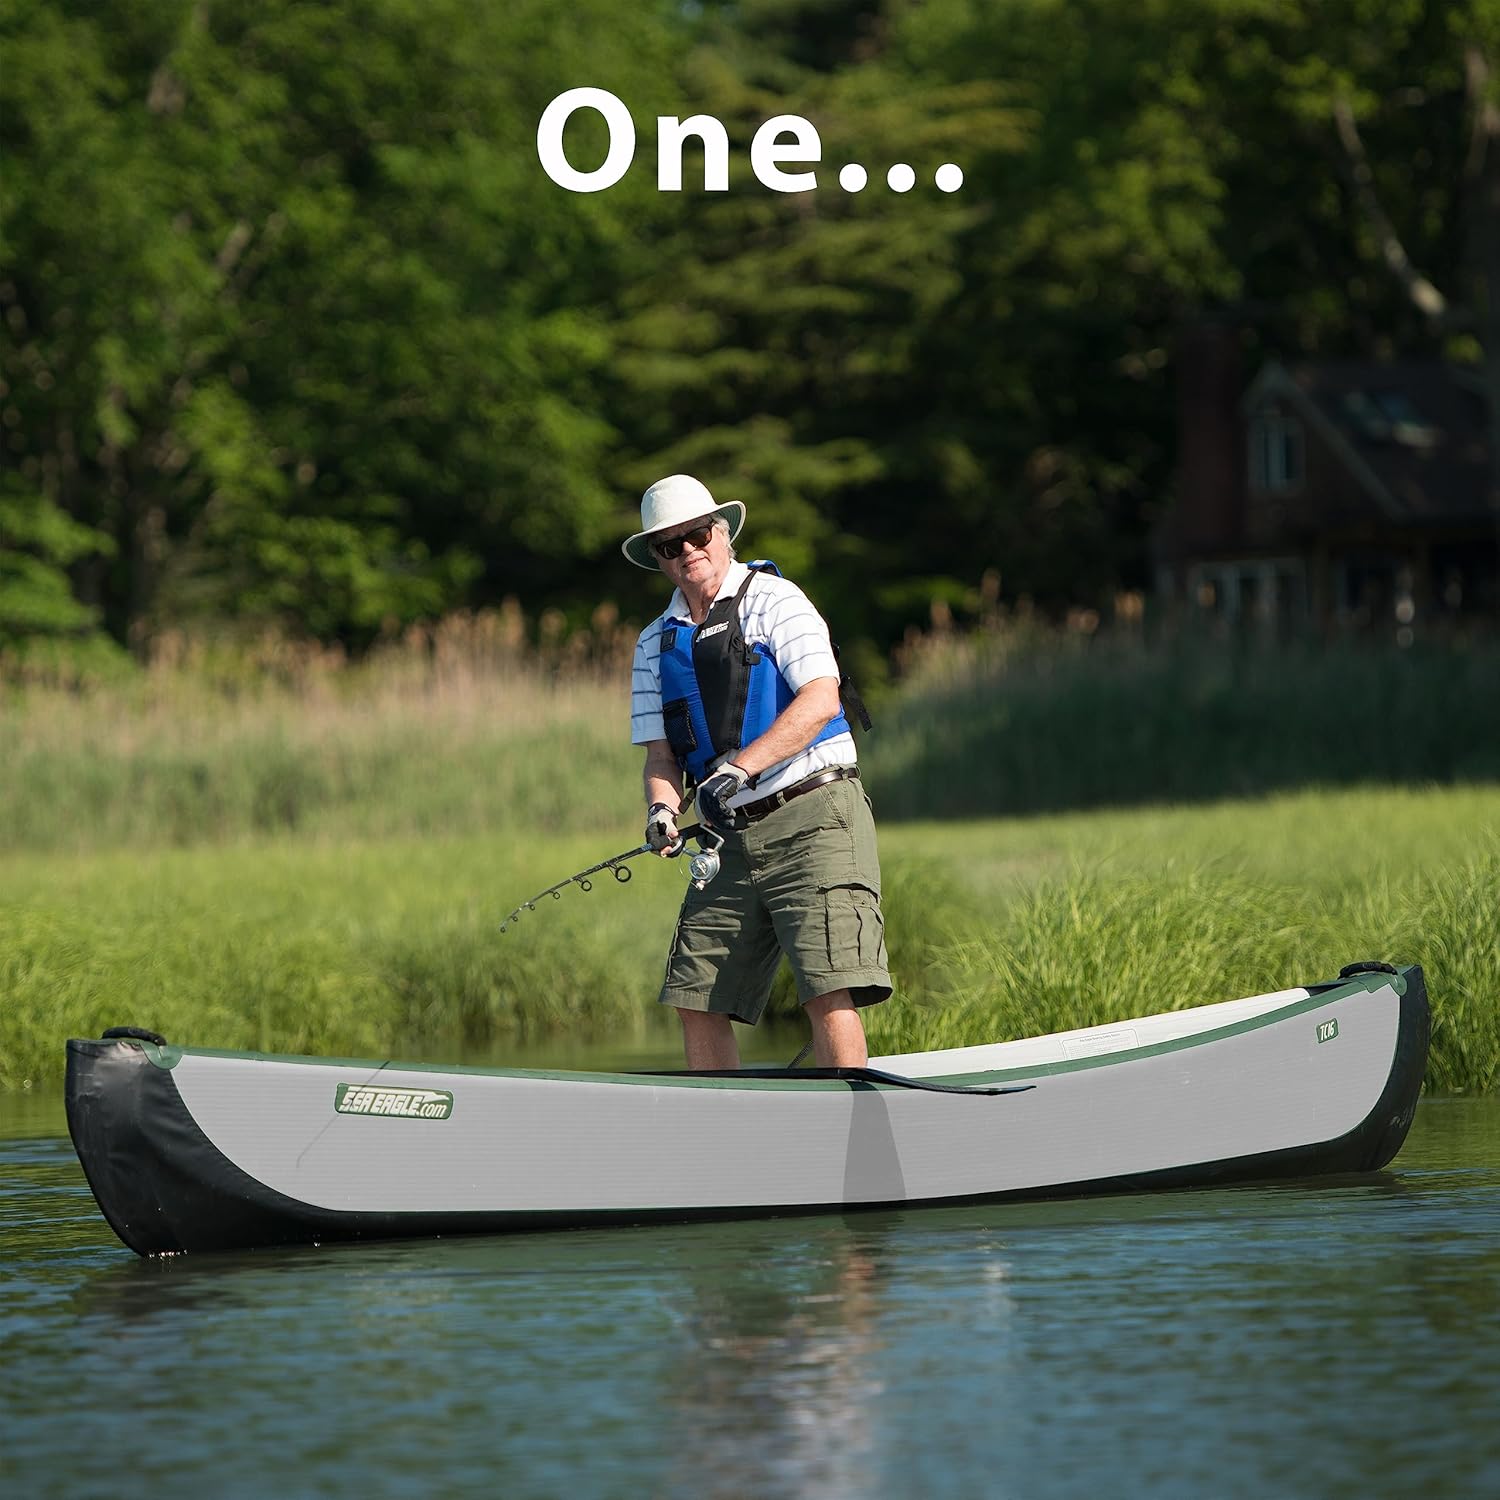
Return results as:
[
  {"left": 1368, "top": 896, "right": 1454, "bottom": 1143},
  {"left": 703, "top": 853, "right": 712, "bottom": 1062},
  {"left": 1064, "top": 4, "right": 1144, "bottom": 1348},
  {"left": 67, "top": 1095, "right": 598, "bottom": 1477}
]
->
[{"left": 633, "top": 1064, "right": 1033, "bottom": 1097}]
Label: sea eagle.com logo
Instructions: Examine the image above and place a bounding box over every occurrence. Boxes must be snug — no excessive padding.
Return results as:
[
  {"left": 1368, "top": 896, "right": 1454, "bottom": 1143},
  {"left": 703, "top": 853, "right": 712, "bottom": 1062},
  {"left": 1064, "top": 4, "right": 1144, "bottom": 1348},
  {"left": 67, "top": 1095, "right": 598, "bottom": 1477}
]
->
[{"left": 335, "top": 1084, "right": 454, "bottom": 1120}]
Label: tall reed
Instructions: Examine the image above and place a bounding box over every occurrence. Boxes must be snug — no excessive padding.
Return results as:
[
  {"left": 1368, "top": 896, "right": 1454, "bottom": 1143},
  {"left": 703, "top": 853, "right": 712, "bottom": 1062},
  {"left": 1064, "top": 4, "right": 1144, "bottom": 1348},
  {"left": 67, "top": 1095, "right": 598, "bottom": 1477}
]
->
[
  {"left": 866, "top": 627, "right": 1500, "bottom": 819},
  {"left": 5, "top": 612, "right": 1498, "bottom": 850},
  {"left": 1, "top": 611, "right": 638, "bottom": 850}
]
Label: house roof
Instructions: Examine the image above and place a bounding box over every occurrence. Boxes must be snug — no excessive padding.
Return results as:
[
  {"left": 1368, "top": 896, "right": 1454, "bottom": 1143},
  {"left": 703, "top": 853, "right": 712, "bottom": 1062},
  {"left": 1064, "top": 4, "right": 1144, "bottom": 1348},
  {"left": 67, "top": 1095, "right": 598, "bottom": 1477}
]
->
[{"left": 1243, "top": 360, "right": 1495, "bottom": 525}]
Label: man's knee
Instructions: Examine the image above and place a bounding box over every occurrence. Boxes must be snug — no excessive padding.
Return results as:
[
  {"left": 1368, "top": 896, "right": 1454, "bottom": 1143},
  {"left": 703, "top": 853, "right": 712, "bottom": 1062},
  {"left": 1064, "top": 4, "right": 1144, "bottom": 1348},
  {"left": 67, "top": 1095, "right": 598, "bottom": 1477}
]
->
[
  {"left": 676, "top": 1007, "right": 733, "bottom": 1033},
  {"left": 804, "top": 989, "right": 856, "bottom": 1022}
]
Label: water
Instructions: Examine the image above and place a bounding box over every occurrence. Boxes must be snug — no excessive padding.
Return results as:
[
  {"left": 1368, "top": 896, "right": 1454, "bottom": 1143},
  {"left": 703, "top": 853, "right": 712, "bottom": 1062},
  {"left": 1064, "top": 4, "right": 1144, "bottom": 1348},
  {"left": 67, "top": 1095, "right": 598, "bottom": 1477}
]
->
[{"left": 3, "top": 1094, "right": 1498, "bottom": 1500}]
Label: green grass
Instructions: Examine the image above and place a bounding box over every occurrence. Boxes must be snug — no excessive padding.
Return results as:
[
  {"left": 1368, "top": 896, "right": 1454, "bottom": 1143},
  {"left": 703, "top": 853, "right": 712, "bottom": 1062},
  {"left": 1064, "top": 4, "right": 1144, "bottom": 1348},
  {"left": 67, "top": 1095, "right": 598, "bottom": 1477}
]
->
[
  {"left": 863, "top": 851, "right": 1500, "bottom": 1094},
  {"left": 859, "top": 786, "right": 1500, "bottom": 1091},
  {"left": 3, "top": 786, "right": 1496, "bottom": 1094},
  {"left": 3, "top": 627, "right": 1497, "bottom": 1095}
]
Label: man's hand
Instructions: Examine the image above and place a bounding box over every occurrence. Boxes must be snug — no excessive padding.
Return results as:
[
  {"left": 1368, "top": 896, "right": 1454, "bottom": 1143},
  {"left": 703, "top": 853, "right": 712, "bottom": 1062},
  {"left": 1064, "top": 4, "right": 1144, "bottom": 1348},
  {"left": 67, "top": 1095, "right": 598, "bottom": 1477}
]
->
[
  {"left": 696, "top": 763, "right": 750, "bottom": 835},
  {"left": 645, "top": 802, "right": 683, "bottom": 856}
]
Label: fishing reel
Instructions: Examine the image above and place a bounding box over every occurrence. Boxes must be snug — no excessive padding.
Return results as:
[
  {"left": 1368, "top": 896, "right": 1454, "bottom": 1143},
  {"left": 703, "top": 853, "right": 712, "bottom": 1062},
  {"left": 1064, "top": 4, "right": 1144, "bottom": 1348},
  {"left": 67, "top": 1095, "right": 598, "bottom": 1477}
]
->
[{"left": 682, "top": 827, "right": 724, "bottom": 891}]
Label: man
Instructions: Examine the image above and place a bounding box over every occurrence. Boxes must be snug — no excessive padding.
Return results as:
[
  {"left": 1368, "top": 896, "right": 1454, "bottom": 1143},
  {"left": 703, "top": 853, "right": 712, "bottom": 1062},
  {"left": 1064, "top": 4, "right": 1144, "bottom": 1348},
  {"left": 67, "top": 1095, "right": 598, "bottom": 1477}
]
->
[{"left": 624, "top": 473, "right": 891, "bottom": 1070}]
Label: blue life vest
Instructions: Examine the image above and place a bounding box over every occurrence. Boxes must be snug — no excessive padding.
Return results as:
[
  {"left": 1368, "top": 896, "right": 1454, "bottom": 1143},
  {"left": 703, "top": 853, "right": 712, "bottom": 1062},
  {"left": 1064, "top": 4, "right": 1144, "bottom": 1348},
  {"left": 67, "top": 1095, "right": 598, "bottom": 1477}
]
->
[{"left": 658, "top": 562, "right": 852, "bottom": 785}]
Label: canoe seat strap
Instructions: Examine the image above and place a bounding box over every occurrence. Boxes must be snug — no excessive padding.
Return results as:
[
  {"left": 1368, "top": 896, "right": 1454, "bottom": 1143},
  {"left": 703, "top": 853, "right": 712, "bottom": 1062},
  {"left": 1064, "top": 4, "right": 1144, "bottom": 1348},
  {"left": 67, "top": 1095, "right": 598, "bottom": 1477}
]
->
[{"left": 633, "top": 1065, "right": 1034, "bottom": 1097}]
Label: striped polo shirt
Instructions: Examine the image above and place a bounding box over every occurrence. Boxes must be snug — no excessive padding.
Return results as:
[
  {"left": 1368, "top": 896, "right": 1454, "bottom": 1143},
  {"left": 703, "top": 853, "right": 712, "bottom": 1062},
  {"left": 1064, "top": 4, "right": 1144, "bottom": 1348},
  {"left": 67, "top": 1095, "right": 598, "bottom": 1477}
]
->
[{"left": 630, "top": 560, "right": 856, "bottom": 804}]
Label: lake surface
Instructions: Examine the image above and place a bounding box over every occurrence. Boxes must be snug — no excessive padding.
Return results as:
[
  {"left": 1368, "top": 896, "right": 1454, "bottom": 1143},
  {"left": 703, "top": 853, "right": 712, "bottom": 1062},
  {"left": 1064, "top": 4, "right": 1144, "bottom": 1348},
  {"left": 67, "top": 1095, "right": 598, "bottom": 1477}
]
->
[{"left": 3, "top": 1092, "right": 1498, "bottom": 1500}]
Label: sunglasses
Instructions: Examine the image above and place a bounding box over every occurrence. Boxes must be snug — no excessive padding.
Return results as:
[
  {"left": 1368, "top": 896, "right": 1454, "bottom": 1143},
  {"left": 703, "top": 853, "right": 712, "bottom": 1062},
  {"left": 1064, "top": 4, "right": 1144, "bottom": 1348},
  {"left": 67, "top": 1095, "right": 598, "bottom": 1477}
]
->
[{"left": 652, "top": 522, "right": 717, "bottom": 560}]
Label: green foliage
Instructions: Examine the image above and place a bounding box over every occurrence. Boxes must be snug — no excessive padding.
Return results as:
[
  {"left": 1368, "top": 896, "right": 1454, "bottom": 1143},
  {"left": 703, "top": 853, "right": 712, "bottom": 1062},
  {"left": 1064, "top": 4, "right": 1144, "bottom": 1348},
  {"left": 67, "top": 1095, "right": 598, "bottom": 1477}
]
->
[
  {"left": 865, "top": 630, "right": 1500, "bottom": 818},
  {"left": 862, "top": 846, "right": 1500, "bottom": 1095},
  {"left": 3, "top": 0, "right": 1499, "bottom": 652},
  {"left": 0, "top": 643, "right": 636, "bottom": 850},
  {"left": 1393, "top": 849, "right": 1500, "bottom": 1093},
  {"left": 4, "top": 625, "right": 1498, "bottom": 851},
  {"left": 1, "top": 0, "right": 674, "bottom": 642},
  {"left": 613, "top": 13, "right": 1026, "bottom": 636},
  {"left": 866, "top": 863, "right": 1310, "bottom": 1054},
  {"left": 0, "top": 485, "right": 114, "bottom": 639},
  {"left": 2, "top": 790, "right": 1494, "bottom": 1093},
  {"left": 0, "top": 477, "right": 132, "bottom": 681}
]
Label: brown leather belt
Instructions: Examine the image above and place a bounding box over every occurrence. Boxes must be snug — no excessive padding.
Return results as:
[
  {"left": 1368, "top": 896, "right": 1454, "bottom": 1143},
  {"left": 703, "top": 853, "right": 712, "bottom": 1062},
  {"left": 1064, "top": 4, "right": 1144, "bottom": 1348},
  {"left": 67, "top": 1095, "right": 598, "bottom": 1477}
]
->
[{"left": 732, "top": 766, "right": 859, "bottom": 827}]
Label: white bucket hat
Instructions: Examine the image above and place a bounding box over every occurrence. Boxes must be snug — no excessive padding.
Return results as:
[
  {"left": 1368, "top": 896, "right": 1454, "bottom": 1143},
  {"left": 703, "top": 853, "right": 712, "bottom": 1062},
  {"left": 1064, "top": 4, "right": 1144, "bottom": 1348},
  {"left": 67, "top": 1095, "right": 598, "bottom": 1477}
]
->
[{"left": 621, "top": 474, "right": 745, "bottom": 571}]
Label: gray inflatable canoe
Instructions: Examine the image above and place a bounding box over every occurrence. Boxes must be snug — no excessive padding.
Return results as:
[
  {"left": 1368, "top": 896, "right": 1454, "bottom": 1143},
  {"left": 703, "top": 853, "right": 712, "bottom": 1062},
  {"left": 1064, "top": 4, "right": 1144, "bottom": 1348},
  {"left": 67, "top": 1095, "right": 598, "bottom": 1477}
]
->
[{"left": 66, "top": 962, "right": 1429, "bottom": 1257}]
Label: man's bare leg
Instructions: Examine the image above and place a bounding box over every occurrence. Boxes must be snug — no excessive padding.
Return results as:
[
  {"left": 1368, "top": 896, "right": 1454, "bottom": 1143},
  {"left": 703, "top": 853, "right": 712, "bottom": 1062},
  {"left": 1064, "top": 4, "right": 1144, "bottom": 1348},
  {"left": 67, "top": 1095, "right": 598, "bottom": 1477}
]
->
[
  {"left": 677, "top": 1008, "right": 740, "bottom": 1070},
  {"left": 805, "top": 989, "right": 867, "bottom": 1068}
]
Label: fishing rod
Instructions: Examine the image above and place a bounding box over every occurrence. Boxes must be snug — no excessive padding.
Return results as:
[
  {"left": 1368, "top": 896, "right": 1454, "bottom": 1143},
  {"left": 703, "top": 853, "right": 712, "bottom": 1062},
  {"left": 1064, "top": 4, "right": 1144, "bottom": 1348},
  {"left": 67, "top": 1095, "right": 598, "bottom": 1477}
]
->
[{"left": 499, "top": 825, "right": 725, "bottom": 933}]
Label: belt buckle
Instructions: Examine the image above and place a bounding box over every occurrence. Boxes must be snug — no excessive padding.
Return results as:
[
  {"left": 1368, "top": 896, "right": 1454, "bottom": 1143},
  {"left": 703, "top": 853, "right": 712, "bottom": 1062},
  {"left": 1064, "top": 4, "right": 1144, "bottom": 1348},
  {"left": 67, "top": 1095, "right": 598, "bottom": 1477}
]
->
[
  {"left": 739, "top": 783, "right": 784, "bottom": 827},
  {"left": 735, "top": 793, "right": 772, "bottom": 829},
  {"left": 740, "top": 770, "right": 828, "bottom": 826}
]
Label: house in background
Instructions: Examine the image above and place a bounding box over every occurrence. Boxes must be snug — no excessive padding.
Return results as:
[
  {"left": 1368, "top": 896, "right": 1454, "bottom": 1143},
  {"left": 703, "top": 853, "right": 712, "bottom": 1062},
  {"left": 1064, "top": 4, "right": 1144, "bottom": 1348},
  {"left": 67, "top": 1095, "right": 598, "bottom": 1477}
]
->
[{"left": 1155, "top": 324, "right": 1500, "bottom": 635}]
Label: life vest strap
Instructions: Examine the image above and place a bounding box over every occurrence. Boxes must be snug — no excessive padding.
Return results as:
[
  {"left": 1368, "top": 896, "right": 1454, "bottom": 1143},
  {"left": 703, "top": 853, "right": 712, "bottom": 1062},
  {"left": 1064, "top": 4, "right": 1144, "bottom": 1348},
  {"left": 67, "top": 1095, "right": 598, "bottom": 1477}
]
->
[{"left": 832, "top": 643, "right": 873, "bottom": 733}]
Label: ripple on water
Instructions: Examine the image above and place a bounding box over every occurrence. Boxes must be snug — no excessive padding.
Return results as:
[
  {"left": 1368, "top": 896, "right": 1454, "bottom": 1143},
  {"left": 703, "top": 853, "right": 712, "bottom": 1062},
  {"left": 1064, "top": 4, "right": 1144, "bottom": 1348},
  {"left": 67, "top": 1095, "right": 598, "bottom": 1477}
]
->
[{"left": 2, "top": 1099, "right": 1498, "bottom": 1500}]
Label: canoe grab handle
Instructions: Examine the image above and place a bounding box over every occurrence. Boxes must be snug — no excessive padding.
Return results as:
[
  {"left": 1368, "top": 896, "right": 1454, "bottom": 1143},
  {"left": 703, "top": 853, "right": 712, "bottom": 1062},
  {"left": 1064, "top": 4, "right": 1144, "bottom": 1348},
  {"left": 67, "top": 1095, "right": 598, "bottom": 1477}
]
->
[
  {"left": 633, "top": 1065, "right": 1035, "bottom": 1097},
  {"left": 827, "top": 1067, "right": 1034, "bottom": 1097},
  {"left": 101, "top": 1026, "right": 169, "bottom": 1045},
  {"left": 1338, "top": 961, "right": 1398, "bottom": 978}
]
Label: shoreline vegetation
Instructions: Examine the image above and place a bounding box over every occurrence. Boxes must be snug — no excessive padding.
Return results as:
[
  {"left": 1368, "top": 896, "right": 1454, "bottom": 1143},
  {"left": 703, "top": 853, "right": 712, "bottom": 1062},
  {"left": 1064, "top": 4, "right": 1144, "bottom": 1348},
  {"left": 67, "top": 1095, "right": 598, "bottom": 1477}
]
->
[
  {"left": 5, "top": 611, "right": 1499, "bottom": 851},
  {"left": 3, "top": 619, "right": 1497, "bottom": 1094}
]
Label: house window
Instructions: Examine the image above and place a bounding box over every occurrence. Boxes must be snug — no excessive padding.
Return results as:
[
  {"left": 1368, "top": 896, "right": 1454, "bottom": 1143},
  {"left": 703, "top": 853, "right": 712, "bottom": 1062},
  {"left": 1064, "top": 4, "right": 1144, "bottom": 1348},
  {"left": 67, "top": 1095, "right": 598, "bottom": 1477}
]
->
[
  {"left": 1249, "top": 411, "right": 1304, "bottom": 494},
  {"left": 1188, "top": 559, "right": 1309, "bottom": 631}
]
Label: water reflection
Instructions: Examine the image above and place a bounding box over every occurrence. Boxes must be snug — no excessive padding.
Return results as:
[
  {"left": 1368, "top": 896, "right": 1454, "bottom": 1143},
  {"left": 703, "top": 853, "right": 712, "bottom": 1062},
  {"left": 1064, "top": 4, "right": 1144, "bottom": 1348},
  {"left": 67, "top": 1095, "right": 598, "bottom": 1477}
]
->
[
  {"left": 5, "top": 1100, "right": 1499, "bottom": 1499},
  {"left": 53, "top": 1209, "right": 1017, "bottom": 1498},
  {"left": 658, "top": 1218, "right": 896, "bottom": 1499}
]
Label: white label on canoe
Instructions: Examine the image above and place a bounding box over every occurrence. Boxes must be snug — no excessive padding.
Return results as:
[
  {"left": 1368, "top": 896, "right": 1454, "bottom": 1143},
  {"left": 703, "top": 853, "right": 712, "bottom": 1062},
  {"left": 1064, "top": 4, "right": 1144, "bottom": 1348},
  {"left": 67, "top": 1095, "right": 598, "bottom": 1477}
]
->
[
  {"left": 335, "top": 1084, "right": 454, "bottom": 1119},
  {"left": 1062, "top": 1028, "right": 1139, "bottom": 1060}
]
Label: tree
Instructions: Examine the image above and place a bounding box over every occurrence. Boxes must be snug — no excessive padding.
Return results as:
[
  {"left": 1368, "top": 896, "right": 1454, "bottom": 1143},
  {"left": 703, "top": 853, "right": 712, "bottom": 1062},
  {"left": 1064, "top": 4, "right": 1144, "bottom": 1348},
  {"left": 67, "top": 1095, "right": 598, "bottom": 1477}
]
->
[
  {"left": 1, "top": 0, "right": 678, "bottom": 644},
  {"left": 1315, "top": 0, "right": 1500, "bottom": 527},
  {"left": 609, "top": 0, "right": 1024, "bottom": 638},
  {"left": 0, "top": 483, "right": 114, "bottom": 645}
]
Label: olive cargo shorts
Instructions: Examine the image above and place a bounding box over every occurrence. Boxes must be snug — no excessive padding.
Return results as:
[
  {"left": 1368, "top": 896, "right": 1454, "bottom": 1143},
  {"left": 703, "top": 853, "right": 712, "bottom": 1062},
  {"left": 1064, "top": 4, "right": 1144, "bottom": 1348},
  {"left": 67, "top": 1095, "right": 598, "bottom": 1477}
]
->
[{"left": 660, "top": 775, "right": 893, "bottom": 1025}]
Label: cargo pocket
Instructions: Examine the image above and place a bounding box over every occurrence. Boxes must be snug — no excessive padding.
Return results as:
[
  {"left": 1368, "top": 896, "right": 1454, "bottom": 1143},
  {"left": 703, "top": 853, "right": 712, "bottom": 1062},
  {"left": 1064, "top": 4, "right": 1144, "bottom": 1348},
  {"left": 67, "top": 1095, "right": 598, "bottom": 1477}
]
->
[
  {"left": 822, "top": 884, "right": 887, "bottom": 975},
  {"left": 662, "top": 698, "right": 697, "bottom": 762}
]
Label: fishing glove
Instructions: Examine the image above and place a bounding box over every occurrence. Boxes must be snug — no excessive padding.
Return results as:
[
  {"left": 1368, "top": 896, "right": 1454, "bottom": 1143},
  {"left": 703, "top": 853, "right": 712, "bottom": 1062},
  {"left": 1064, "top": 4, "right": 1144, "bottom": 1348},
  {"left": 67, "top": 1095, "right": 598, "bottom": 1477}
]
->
[
  {"left": 645, "top": 802, "right": 683, "bottom": 855},
  {"left": 696, "top": 762, "right": 751, "bottom": 835}
]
